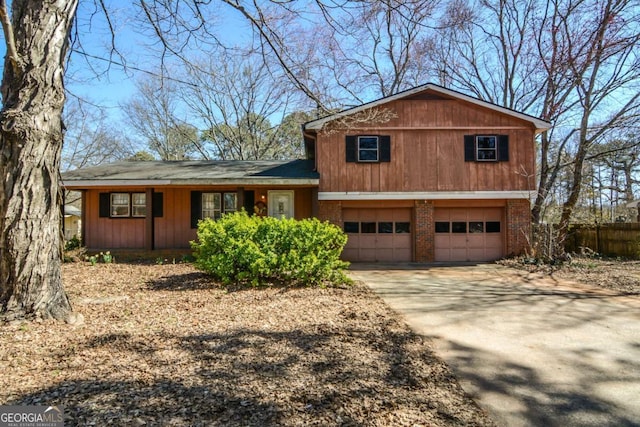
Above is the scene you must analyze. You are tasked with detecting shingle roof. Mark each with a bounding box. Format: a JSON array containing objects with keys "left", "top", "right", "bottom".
[{"left": 62, "top": 159, "right": 319, "bottom": 187}]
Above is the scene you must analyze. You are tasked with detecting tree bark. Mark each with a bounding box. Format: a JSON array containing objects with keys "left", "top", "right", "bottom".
[{"left": 0, "top": 0, "right": 78, "bottom": 321}]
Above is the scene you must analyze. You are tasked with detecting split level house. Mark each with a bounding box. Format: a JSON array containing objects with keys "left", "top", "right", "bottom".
[{"left": 62, "top": 83, "right": 551, "bottom": 262}]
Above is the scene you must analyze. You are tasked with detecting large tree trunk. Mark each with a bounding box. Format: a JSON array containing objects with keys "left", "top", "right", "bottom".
[{"left": 0, "top": 0, "right": 78, "bottom": 321}]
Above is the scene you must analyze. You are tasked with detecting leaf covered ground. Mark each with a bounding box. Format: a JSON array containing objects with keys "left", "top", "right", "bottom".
[
  {"left": 0, "top": 262, "right": 495, "bottom": 426},
  {"left": 499, "top": 256, "right": 640, "bottom": 295}
]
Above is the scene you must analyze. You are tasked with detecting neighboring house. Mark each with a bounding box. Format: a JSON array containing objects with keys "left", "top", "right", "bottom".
[
  {"left": 63, "top": 205, "right": 82, "bottom": 241},
  {"left": 62, "top": 83, "right": 551, "bottom": 262}
]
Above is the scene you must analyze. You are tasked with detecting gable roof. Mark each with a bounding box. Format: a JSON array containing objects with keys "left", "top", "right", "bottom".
[
  {"left": 303, "top": 83, "right": 551, "bottom": 133},
  {"left": 62, "top": 159, "right": 319, "bottom": 188}
]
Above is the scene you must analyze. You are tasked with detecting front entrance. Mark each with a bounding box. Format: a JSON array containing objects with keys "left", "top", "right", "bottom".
[
  {"left": 342, "top": 208, "right": 412, "bottom": 262},
  {"left": 268, "top": 190, "right": 295, "bottom": 219}
]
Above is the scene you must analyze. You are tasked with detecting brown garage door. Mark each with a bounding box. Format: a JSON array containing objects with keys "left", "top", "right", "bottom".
[
  {"left": 342, "top": 208, "right": 412, "bottom": 262},
  {"left": 434, "top": 207, "right": 503, "bottom": 262}
]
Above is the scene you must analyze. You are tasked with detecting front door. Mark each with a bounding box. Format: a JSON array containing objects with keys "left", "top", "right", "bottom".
[{"left": 268, "top": 190, "right": 295, "bottom": 219}]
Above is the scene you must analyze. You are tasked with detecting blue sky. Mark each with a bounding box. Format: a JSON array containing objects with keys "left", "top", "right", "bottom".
[{"left": 1, "top": 1, "right": 253, "bottom": 122}]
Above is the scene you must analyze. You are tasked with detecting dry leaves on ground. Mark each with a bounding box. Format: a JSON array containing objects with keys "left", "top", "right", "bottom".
[
  {"left": 499, "top": 256, "right": 640, "bottom": 295},
  {"left": 0, "top": 262, "right": 495, "bottom": 426}
]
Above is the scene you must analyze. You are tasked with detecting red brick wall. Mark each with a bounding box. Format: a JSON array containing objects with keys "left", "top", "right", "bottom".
[
  {"left": 415, "top": 200, "right": 434, "bottom": 262},
  {"left": 318, "top": 201, "right": 343, "bottom": 228},
  {"left": 506, "top": 199, "right": 531, "bottom": 256}
]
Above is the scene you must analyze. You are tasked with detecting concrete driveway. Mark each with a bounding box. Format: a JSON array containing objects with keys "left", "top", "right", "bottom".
[{"left": 349, "top": 263, "right": 640, "bottom": 427}]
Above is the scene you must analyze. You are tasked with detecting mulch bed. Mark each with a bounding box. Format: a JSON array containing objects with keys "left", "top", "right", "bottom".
[{"left": 0, "top": 262, "right": 495, "bottom": 426}]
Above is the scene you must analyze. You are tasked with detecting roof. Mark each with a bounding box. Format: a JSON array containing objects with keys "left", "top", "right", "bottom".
[
  {"left": 303, "top": 83, "right": 552, "bottom": 133},
  {"left": 62, "top": 159, "right": 319, "bottom": 188},
  {"left": 64, "top": 205, "right": 81, "bottom": 216}
]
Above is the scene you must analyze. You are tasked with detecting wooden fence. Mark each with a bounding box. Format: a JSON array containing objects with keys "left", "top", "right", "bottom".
[{"left": 565, "top": 223, "right": 640, "bottom": 259}]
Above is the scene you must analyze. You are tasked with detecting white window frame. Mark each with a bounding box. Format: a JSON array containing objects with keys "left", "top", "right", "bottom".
[
  {"left": 475, "top": 135, "right": 498, "bottom": 161},
  {"left": 202, "top": 192, "right": 237, "bottom": 220},
  {"left": 357, "top": 136, "right": 379, "bottom": 162},
  {"left": 131, "top": 193, "right": 147, "bottom": 217},
  {"left": 110, "top": 193, "right": 130, "bottom": 217}
]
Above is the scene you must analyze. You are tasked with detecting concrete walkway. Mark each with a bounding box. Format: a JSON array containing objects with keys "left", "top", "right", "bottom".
[{"left": 349, "top": 263, "right": 640, "bottom": 427}]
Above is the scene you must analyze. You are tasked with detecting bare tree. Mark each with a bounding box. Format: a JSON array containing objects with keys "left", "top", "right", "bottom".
[
  {"left": 122, "top": 76, "right": 199, "bottom": 160},
  {"left": 182, "top": 50, "right": 304, "bottom": 160},
  {"left": 62, "top": 97, "right": 136, "bottom": 171},
  {"left": 0, "top": 0, "right": 78, "bottom": 321},
  {"left": 432, "top": 0, "right": 640, "bottom": 256}
]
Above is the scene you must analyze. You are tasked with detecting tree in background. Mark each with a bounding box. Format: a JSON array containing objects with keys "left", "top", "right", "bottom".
[
  {"left": 62, "top": 97, "right": 136, "bottom": 171},
  {"left": 182, "top": 50, "right": 305, "bottom": 160},
  {"left": 122, "top": 76, "right": 199, "bottom": 160}
]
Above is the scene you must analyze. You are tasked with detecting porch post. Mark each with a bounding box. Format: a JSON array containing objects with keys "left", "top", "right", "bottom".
[{"left": 145, "top": 188, "right": 154, "bottom": 250}]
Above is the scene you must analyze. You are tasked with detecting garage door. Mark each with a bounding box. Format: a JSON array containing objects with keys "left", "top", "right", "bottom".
[
  {"left": 434, "top": 207, "right": 503, "bottom": 262},
  {"left": 342, "top": 208, "right": 412, "bottom": 262}
]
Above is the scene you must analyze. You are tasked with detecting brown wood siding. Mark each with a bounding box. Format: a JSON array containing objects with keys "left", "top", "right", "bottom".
[
  {"left": 83, "top": 186, "right": 316, "bottom": 250},
  {"left": 317, "top": 98, "right": 536, "bottom": 193},
  {"left": 84, "top": 189, "right": 147, "bottom": 249}
]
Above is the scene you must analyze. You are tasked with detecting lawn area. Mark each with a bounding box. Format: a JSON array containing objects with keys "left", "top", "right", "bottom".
[{"left": 0, "top": 262, "right": 495, "bottom": 426}]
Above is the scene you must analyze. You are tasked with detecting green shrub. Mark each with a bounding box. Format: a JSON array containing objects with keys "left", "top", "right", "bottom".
[
  {"left": 64, "top": 235, "right": 82, "bottom": 251},
  {"left": 191, "top": 211, "right": 351, "bottom": 287}
]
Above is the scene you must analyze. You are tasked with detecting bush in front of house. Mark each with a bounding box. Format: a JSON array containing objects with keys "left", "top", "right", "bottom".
[{"left": 191, "top": 211, "right": 351, "bottom": 286}]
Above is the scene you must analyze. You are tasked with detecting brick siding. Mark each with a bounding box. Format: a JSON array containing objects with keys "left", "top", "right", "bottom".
[
  {"left": 506, "top": 199, "right": 531, "bottom": 256},
  {"left": 414, "top": 200, "right": 434, "bottom": 262}
]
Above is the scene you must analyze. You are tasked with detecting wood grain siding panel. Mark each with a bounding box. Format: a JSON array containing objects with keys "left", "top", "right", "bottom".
[{"left": 316, "top": 98, "right": 536, "bottom": 193}]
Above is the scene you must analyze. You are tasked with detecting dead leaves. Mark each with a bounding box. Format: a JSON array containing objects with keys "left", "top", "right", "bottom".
[{"left": 0, "top": 262, "right": 495, "bottom": 426}]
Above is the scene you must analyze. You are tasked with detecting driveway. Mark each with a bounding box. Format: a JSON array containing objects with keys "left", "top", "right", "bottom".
[{"left": 349, "top": 263, "right": 640, "bottom": 427}]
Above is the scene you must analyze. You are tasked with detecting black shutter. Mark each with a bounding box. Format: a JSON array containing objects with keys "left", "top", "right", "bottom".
[
  {"left": 346, "top": 136, "right": 357, "bottom": 162},
  {"left": 498, "top": 135, "right": 509, "bottom": 161},
  {"left": 464, "top": 135, "right": 476, "bottom": 162},
  {"left": 153, "top": 192, "right": 164, "bottom": 218},
  {"left": 379, "top": 135, "right": 391, "bottom": 162},
  {"left": 99, "top": 193, "right": 110, "bottom": 218},
  {"left": 191, "top": 191, "right": 202, "bottom": 229},
  {"left": 244, "top": 190, "right": 255, "bottom": 215}
]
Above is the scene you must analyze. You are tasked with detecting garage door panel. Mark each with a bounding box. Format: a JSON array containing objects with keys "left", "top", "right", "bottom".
[
  {"left": 342, "top": 208, "right": 412, "bottom": 262},
  {"left": 434, "top": 207, "right": 504, "bottom": 262}
]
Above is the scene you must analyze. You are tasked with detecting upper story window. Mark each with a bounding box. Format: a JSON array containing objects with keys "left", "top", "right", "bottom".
[
  {"left": 346, "top": 135, "right": 391, "bottom": 163},
  {"left": 464, "top": 134, "right": 509, "bottom": 162},
  {"left": 358, "top": 136, "right": 379, "bottom": 162},
  {"left": 475, "top": 136, "right": 497, "bottom": 161}
]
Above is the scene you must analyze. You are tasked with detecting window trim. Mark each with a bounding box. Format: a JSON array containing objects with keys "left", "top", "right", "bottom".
[
  {"left": 475, "top": 135, "right": 498, "bottom": 162},
  {"left": 201, "top": 192, "right": 237, "bottom": 221},
  {"left": 357, "top": 135, "right": 379, "bottom": 162},
  {"left": 109, "top": 192, "right": 147, "bottom": 218}
]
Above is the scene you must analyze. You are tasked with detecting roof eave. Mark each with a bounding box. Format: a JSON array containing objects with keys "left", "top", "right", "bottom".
[
  {"left": 63, "top": 178, "right": 320, "bottom": 188},
  {"left": 303, "top": 83, "right": 552, "bottom": 133}
]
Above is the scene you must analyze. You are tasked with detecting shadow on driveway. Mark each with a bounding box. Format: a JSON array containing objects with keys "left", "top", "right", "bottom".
[{"left": 350, "top": 263, "right": 640, "bottom": 427}]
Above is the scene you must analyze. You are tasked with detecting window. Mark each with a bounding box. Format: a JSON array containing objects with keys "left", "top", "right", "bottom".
[
  {"left": 378, "top": 222, "right": 393, "bottom": 234},
  {"left": 358, "top": 136, "right": 379, "bottom": 162},
  {"left": 476, "top": 136, "right": 497, "bottom": 161},
  {"left": 346, "top": 135, "right": 391, "bottom": 163},
  {"left": 344, "top": 222, "right": 359, "bottom": 233},
  {"left": 395, "top": 222, "right": 410, "bottom": 233},
  {"left": 110, "top": 192, "right": 146, "bottom": 218},
  {"left": 201, "top": 192, "right": 237, "bottom": 221},
  {"left": 486, "top": 221, "right": 501, "bottom": 233},
  {"left": 435, "top": 222, "right": 450, "bottom": 233},
  {"left": 110, "top": 193, "right": 130, "bottom": 217},
  {"left": 361, "top": 222, "right": 376, "bottom": 233},
  {"left": 452, "top": 222, "right": 467, "bottom": 233},
  {"left": 132, "top": 193, "right": 147, "bottom": 217},
  {"left": 469, "top": 221, "right": 484, "bottom": 233},
  {"left": 464, "top": 135, "right": 509, "bottom": 162}
]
